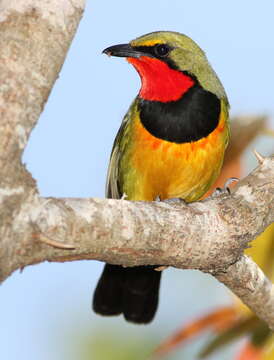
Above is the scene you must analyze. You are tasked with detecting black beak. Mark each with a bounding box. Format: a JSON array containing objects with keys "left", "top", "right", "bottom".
[{"left": 102, "top": 43, "right": 144, "bottom": 58}]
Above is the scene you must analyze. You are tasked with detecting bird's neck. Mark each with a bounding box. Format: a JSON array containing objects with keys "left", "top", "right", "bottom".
[{"left": 127, "top": 56, "right": 194, "bottom": 102}]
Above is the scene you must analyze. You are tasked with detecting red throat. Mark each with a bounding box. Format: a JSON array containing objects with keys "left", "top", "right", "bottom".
[{"left": 127, "top": 56, "right": 194, "bottom": 102}]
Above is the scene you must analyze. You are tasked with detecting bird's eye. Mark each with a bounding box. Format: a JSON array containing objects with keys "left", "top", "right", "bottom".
[{"left": 154, "top": 44, "right": 170, "bottom": 57}]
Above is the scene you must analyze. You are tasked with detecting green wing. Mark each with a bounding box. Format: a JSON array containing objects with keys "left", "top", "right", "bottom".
[{"left": 105, "top": 101, "right": 135, "bottom": 199}]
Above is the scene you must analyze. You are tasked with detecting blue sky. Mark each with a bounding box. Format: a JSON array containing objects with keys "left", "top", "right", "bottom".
[{"left": 1, "top": 1, "right": 273, "bottom": 359}]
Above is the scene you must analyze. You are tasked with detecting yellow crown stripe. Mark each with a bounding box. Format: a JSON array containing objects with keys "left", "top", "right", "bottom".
[{"left": 131, "top": 39, "right": 164, "bottom": 47}]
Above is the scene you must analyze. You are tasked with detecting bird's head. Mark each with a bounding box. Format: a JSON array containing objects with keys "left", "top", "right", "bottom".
[{"left": 103, "top": 31, "right": 227, "bottom": 103}]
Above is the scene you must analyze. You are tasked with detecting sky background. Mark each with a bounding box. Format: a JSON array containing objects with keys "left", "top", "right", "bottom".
[{"left": 1, "top": 1, "right": 274, "bottom": 359}]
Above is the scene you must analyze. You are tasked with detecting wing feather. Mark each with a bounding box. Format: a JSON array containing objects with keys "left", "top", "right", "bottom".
[{"left": 105, "top": 109, "right": 132, "bottom": 199}]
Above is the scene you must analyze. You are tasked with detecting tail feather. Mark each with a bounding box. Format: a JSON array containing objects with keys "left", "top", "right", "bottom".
[
  {"left": 123, "top": 266, "right": 161, "bottom": 323},
  {"left": 93, "top": 264, "right": 161, "bottom": 324},
  {"left": 93, "top": 264, "right": 124, "bottom": 316}
]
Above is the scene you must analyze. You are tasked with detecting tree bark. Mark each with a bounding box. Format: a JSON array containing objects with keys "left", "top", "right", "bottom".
[{"left": 0, "top": 0, "right": 274, "bottom": 330}]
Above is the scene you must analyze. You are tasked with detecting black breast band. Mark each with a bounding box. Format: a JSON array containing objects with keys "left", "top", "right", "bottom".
[{"left": 138, "top": 84, "right": 221, "bottom": 143}]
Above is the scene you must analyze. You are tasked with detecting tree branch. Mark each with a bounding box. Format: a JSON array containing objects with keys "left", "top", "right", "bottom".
[
  {"left": 0, "top": 0, "right": 274, "bottom": 331},
  {"left": 1, "top": 154, "right": 274, "bottom": 327},
  {"left": 216, "top": 255, "right": 274, "bottom": 330}
]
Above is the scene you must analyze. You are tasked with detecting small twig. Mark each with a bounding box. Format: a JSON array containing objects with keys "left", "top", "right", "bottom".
[
  {"left": 33, "top": 232, "right": 75, "bottom": 250},
  {"left": 253, "top": 149, "right": 265, "bottom": 164}
]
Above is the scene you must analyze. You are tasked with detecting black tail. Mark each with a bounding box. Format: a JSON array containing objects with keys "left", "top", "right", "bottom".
[{"left": 93, "top": 264, "right": 161, "bottom": 324}]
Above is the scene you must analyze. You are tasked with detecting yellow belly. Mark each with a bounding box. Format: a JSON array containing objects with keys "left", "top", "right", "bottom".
[{"left": 121, "top": 101, "right": 229, "bottom": 202}]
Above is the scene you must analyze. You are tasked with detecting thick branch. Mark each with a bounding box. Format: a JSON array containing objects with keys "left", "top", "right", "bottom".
[
  {"left": 0, "top": 0, "right": 85, "bottom": 188},
  {"left": 1, "top": 155, "right": 274, "bottom": 327}
]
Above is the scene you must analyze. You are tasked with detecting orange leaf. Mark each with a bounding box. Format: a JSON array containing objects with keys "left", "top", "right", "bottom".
[{"left": 153, "top": 307, "right": 238, "bottom": 358}]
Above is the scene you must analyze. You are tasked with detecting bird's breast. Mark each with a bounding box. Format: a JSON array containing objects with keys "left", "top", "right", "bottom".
[{"left": 121, "top": 98, "right": 229, "bottom": 202}]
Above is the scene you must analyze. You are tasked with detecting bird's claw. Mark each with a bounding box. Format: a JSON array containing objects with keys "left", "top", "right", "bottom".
[
  {"left": 121, "top": 192, "right": 128, "bottom": 200},
  {"left": 212, "top": 177, "right": 239, "bottom": 197}
]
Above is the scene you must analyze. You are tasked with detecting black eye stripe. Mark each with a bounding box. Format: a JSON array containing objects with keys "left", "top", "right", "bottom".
[
  {"left": 133, "top": 44, "right": 172, "bottom": 58},
  {"left": 132, "top": 44, "right": 178, "bottom": 69},
  {"left": 132, "top": 45, "right": 157, "bottom": 57}
]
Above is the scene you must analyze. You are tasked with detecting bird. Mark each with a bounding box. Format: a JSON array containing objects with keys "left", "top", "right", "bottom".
[{"left": 92, "top": 31, "right": 230, "bottom": 324}]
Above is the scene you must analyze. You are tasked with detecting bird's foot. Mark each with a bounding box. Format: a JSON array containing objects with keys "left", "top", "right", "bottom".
[
  {"left": 121, "top": 192, "right": 128, "bottom": 200},
  {"left": 212, "top": 177, "right": 239, "bottom": 197}
]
